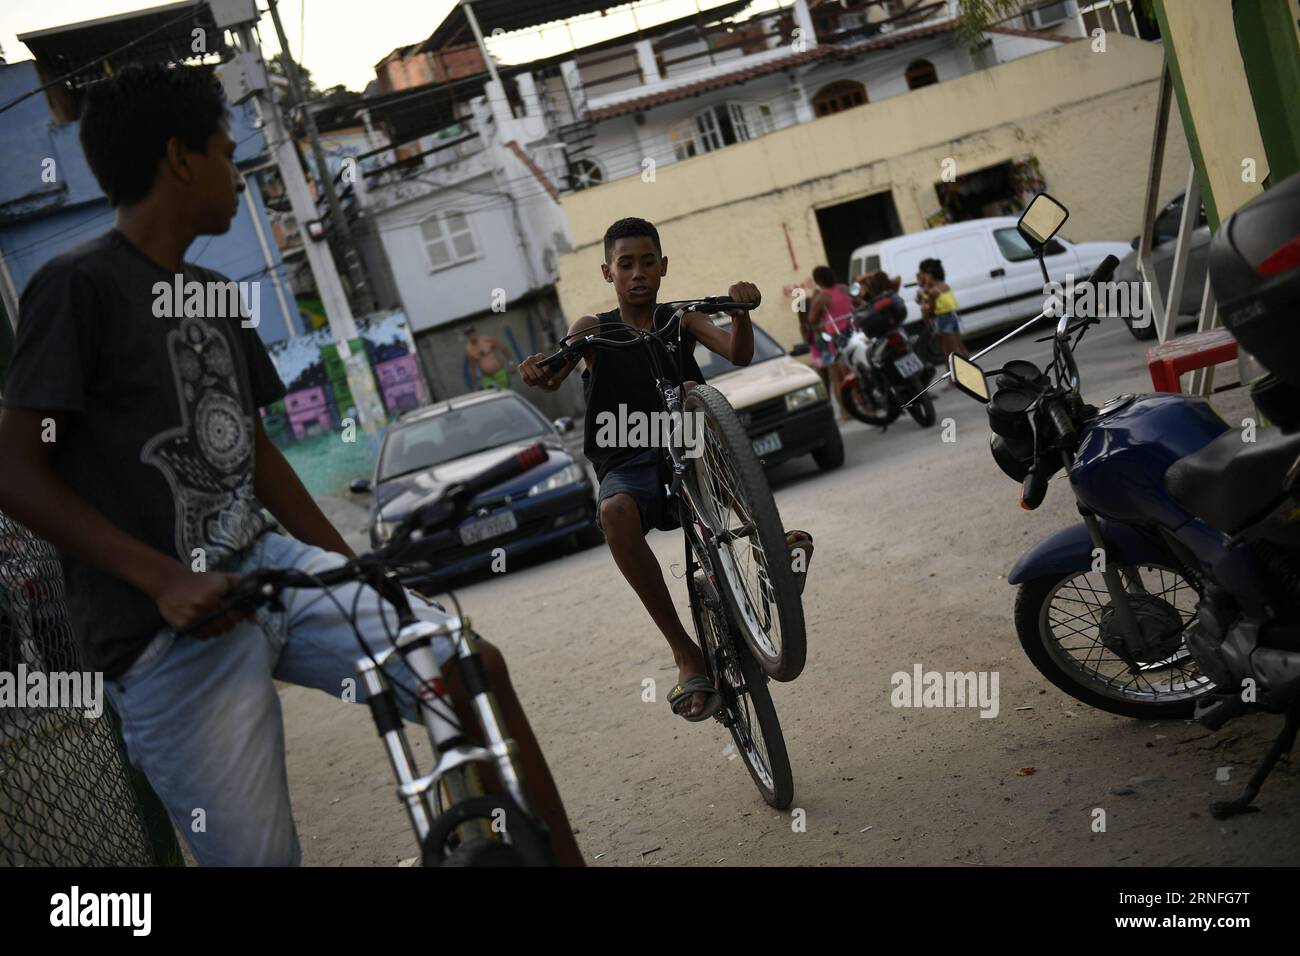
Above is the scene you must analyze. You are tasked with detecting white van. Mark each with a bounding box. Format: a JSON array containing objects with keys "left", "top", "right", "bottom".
[{"left": 847, "top": 217, "right": 1131, "bottom": 336}]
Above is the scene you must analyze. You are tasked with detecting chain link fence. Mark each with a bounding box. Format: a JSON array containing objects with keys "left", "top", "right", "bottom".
[{"left": 1, "top": 510, "right": 182, "bottom": 866}]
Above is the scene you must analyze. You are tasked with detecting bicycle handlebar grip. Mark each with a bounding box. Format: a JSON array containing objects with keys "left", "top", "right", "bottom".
[
  {"left": 536, "top": 349, "right": 572, "bottom": 371},
  {"left": 461, "top": 443, "right": 549, "bottom": 498}
]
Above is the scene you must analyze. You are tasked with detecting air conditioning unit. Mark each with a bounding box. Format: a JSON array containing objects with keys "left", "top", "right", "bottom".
[{"left": 1026, "top": 0, "right": 1073, "bottom": 29}]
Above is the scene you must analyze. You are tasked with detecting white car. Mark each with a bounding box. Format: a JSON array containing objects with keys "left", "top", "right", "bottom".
[
  {"left": 697, "top": 318, "right": 843, "bottom": 473},
  {"left": 848, "top": 217, "right": 1131, "bottom": 337}
]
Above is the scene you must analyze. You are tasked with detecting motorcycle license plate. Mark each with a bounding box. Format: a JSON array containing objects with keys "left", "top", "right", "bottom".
[
  {"left": 752, "top": 432, "right": 783, "bottom": 457},
  {"left": 894, "top": 353, "right": 924, "bottom": 377},
  {"left": 459, "top": 511, "right": 518, "bottom": 546}
]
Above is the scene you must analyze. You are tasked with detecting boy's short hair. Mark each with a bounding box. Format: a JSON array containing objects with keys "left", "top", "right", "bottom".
[
  {"left": 79, "top": 63, "right": 229, "bottom": 207},
  {"left": 603, "top": 217, "right": 662, "bottom": 260},
  {"left": 919, "top": 258, "right": 945, "bottom": 282},
  {"left": 812, "top": 265, "right": 837, "bottom": 288}
]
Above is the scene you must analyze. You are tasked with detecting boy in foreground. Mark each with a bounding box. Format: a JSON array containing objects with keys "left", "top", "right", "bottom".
[
  {"left": 520, "top": 218, "right": 814, "bottom": 720},
  {"left": 0, "top": 65, "right": 580, "bottom": 866}
]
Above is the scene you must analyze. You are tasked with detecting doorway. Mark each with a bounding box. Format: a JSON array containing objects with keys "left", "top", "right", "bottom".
[{"left": 814, "top": 191, "right": 902, "bottom": 284}]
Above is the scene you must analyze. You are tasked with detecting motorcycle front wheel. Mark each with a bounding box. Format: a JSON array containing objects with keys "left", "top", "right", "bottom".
[
  {"left": 1014, "top": 566, "right": 1215, "bottom": 719},
  {"left": 840, "top": 377, "right": 897, "bottom": 427},
  {"left": 904, "top": 381, "right": 936, "bottom": 427}
]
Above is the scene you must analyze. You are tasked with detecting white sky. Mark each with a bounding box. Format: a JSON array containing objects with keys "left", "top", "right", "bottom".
[{"left": 1, "top": 0, "right": 780, "bottom": 94}]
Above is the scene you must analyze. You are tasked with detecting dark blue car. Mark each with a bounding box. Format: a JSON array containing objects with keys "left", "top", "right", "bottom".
[{"left": 350, "top": 390, "right": 601, "bottom": 581}]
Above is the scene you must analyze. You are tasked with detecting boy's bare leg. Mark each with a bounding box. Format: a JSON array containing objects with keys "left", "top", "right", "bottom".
[
  {"left": 600, "top": 494, "right": 711, "bottom": 717},
  {"left": 443, "top": 641, "right": 585, "bottom": 866}
]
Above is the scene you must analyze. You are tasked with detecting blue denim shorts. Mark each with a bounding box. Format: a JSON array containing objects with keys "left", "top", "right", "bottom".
[
  {"left": 934, "top": 310, "right": 962, "bottom": 335},
  {"left": 105, "top": 531, "right": 456, "bottom": 866},
  {"left": 597, "top": 449, "right": 668, "bottom": 535}
]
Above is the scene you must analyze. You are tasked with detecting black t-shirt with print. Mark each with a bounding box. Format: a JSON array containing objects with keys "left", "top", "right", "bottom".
[{"left": 3, "top": 230, "right": 287, "bottom": 677}]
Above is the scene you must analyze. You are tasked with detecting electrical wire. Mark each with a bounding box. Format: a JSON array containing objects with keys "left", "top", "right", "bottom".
[{"left": 0, "top": 6, "right": 203, "bottom": 116}]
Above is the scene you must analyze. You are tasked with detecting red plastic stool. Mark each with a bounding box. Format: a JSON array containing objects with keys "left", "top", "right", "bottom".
[{"left": 1146, "top": 328, "right": 1238, "bottom": 392}]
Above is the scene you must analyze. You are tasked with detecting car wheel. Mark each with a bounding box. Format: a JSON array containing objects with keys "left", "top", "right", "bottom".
[{"left": 812, "top": 422, "right": 845, "bottom": 470}]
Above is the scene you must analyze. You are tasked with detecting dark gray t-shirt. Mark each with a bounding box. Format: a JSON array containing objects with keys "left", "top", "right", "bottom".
[{"left": 4, "top": 230, "right": 287, "bottom": 677}]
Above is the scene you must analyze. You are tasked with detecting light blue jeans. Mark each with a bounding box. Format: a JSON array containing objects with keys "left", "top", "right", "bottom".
[{"left": 105, "top": 531, "right": 456, "bottom": 866}]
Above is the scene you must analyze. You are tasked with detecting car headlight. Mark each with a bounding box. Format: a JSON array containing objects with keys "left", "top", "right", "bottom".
[
  {"left": 373, "top": 517, "right": 396, "bottom": 544},
  {"left": 785, "top": 384, "right": 824, "bottom": 411},
  {"left": 528, "top": 463, "right": 586, "bottom": 496}
]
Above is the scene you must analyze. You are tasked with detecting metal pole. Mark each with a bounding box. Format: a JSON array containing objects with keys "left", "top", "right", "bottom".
[
  {"left": 1137, "top": 61, "right": 1172, "bottom": 342},
  {"left": 241, "top": 182, "right": 296, "bottom": 338},
  {"left": 461, "top": 1, "right": 503, "bottom": 89},
  {"left": 265, "top": 0, "right": 375, "bottom": 315},
  {"left": 1161, "top": 161, "right": 1202, "bottom": 345}
]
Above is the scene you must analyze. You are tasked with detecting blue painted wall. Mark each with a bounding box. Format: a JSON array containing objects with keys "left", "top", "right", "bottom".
[{"left": 0, "top": 60, "right": 300, "bottom": 344}]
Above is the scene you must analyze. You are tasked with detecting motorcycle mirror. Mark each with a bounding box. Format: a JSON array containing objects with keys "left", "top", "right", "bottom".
[
  {"left": 1017, "top": 193, "right": 1070, "bottom": 252},
  {"left": 949, "top": 354, "right": 991, "bottom": 403}
]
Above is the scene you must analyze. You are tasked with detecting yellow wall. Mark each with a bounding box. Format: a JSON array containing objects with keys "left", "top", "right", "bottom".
[
  {"left": 555, "top": 34, "right": 1192, "bottom": 346},
  {"left": 1159, "top": 0, "right": 1268, "bottom": 220}
]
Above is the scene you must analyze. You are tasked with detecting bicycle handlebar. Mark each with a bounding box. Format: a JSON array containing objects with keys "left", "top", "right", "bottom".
[
  {"left": 175, "top": 442, "right": 550, "bottom": 637},
  {"left": 536, "top": 299, "right": 756, "bottom": 371}
]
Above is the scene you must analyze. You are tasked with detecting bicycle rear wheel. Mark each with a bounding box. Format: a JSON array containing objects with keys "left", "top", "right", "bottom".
[
  {"left": 684, "top": 384, "right": 806, "bottom": 681},
  {"left": 690, "top": 571, "right": 794, "bottom": 809}
]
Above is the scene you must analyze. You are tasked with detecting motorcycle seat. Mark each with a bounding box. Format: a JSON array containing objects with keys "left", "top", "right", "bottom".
[{"left": 1165, "top": 425, "right": 1300, "bottom": 533}]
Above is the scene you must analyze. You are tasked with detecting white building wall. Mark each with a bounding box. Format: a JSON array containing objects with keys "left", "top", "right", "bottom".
[{"left": 374, "top": 174, "right": 533, "bottom": 332}]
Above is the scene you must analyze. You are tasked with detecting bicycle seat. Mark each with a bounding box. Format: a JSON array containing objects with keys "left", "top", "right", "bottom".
[{"left": 1165, "top": 426, "right": 1300, "bottom": 533}]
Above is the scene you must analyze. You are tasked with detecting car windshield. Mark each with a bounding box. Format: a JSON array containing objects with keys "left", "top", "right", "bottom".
[
  {"left": 378, "top": 398, "right": 548, "bottom": 481},
  {"left": 692, "top": 319, "right": 785, "bottom": 379}
]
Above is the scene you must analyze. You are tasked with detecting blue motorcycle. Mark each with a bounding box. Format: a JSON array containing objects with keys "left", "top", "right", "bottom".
[{"left": 938, "top": 192, "right": 1300, "bottom": 817}]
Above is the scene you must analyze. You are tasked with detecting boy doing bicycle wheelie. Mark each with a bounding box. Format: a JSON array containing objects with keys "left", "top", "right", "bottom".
[
  {"left": 0, "top": 65, "right": 581, "bottom": 866},
  {"left": 520, "top": 218, "right": 815, "bottom": 722}
]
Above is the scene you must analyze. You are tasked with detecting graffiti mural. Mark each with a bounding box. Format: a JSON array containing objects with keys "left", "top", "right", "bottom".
[{"left": 260, "top": 309, "right": 429, "bottom": 445}]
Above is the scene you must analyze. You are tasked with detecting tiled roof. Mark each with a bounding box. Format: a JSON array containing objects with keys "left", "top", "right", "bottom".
[
  {"left": 586, "top": 20, "right": 1074, "bottom": 122},
  {"left": 987, "top": 25, "right": 1078, "bottom": 43},
  {"left": 587, "top": 19, "right": 960, "bottom": 121}
]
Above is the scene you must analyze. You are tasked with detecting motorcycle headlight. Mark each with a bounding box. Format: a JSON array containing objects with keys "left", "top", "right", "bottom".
[
  {"left": 528, "top": 463, "right": 585, "bottom": 496},
  {"left": 373, "top": 517, "right": 396, "bottom": 544},
  {"left": 785, "top": 384, "right": 824, "bottom": 411}
]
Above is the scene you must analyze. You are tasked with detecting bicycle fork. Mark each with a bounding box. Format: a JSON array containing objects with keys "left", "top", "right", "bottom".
[{"left": 356, "top": 614, "right": 543, "bottom": 861}]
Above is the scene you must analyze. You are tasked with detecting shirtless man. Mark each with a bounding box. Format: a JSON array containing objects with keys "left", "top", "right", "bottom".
[{"left": 464, "top": 325, "right": 515, "bottom": 390}]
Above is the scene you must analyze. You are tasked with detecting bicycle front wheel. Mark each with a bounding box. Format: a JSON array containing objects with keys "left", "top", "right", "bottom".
[{"left": 684, "top": 384, "right": 806, "bottom": 682}]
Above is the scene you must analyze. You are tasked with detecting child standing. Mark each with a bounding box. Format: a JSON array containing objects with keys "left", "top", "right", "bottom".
[{"left": 918, "top": 257, "right": 969, "bottom": 371}]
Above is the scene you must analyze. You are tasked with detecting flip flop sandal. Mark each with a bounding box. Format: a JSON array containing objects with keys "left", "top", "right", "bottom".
[
  {"left": 786, "top": 530, "right": 815, "bottom": 596},
  {"left": 668, "top": 674, "right": 722, "bottom": 722}
]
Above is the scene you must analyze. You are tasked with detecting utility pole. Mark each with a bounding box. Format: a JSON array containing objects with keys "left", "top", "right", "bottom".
[
  {"left": 220, "top": 9, "right": 384, "bottom": 437},
  {"left": 264, "top": 0, "right": 375, "bottom": 316}
]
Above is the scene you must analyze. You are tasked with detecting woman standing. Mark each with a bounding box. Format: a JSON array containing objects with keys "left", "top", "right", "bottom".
[{"left": 804, "top": 266, "right": 857, "bottom": 422}]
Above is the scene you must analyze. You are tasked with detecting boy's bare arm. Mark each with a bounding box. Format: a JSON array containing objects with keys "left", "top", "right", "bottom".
[
  {"left": 685, "top": 281, "right": 760, "bottom": 366},
  {"left": 252, "top": 418, "right": 354, "bottom": 557},
  {"left": 0, "top": 407, "right": 248, "bottom": 637},
  {"left": 519, "top": 313, "right": 601, "bottom": 391}
]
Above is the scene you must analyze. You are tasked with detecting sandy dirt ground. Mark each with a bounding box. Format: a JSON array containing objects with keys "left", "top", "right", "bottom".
[{"left": 279, "top": 323, "right": 1298, "bottom": 866}]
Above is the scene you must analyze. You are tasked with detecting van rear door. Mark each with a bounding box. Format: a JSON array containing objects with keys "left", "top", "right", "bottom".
[{"left": 930, "top": 228, "right": 1011, "bottom": 333}]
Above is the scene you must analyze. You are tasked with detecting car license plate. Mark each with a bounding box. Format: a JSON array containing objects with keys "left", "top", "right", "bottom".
[
  {"left": 894, "top": 353, "right": 924, "bottom": 377},
  {"left": 459, "top": 511, "right": 518, "bottom": 546},
  {"left": 752, "top": 432, "right": 782, "bottom": 456}
]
